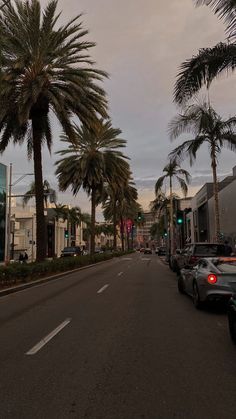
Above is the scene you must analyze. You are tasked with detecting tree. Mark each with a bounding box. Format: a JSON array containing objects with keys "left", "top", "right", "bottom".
[
  {"left": 155, "top": 161, "right": 190, "bottom": 255},
  {"left": 100, "top": 168, "right": 135, "bottom": 250},
  {"left": 169, "top": 102, "right": 236, "bottom": 241},
  {"left": 55, "top": 119, "right": 129, "bottom": 254},
  {"left": 174, "top": 1, "right": 236, "bottom": 104},
  {"left": 103, "top": 182, "right": 139, "bottom": 251},
  {"left": 0, "top": 0, "right": 107, "bottom": 261},
  {"left": 23, "top": 180, "right": 57, "bottom": 207}
]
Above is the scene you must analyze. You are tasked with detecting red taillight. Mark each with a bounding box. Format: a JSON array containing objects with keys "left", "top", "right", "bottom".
[{"left": 207, "top": 274, "right": 217, "bottom": 284}]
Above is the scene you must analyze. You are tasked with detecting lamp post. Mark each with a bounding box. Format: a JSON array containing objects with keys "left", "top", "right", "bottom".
[{"left": 5, "top": 164, "right": 33, "bottom": 263}]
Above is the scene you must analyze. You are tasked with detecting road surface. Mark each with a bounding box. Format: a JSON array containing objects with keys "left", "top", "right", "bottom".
[{"left": 0, "top": 253, "right": 236, "bottom": 418}]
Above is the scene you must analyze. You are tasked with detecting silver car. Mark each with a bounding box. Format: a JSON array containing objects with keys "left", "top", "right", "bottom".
[{"left": 178, "top": 257, "right": 236, "bottom": 309}]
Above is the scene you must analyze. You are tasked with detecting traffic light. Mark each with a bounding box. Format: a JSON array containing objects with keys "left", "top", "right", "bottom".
[
  {"left": 163, "top": 229, "right": 168, "bottom": 237},
  {"left": 64, "top": 229, "right": 69, "bottom": 239},
  {"left": 137, "top": 212, "right": 142, "bottom": 221},
  {"left": 176, "top": 210, "right": 184, "bottom": 225}
]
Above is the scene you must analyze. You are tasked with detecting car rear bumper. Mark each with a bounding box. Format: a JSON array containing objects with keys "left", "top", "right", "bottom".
[{"left": 202, "top": 289, "right": 233, "bottom": 303}]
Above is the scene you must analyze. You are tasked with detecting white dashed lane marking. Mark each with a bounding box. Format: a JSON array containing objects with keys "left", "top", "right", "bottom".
[
  {"left": 97, "top": 284, "right": 110, "bottom": 294},
  {"left": 26, "top": 318, "right": 72, "bottom": 356}
]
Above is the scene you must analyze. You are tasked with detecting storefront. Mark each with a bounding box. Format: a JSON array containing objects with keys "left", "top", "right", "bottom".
[{"left": 0, "top": 163, "right": 7, "bottom": 262}]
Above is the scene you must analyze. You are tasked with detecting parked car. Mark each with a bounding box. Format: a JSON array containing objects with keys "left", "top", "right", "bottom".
[
  {"left": 139, "top": 248, "right": 145, "bottom": 253},
  {"left": 157, "top": 246, "right": 166, "bottom": 256},
  {"left": 228, "top": 295, "right": 236, "bottom": 344},
  {"left": 178, "top": 257, "right": 236, "bottom": 309},
  {"left": 144, "top": 248, "right": 152, "bottom": 254},
  {"left": 60, "top": 246, "right": 82, "bottom": 257},
  {"left": 173, "top": 243, "right": 226, "bottom": 273}
]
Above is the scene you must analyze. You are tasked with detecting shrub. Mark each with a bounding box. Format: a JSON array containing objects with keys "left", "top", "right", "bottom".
[{"left": 0, "top": 250, "right": 134, "bottom": 287}]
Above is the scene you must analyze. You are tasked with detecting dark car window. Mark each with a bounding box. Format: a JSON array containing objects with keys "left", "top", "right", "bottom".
[
  {"left": 63, "top": 247, "right": 79, "bottom": 252},
  {"left": 194, "top": 244, "right": 225, "bottom": 256}
]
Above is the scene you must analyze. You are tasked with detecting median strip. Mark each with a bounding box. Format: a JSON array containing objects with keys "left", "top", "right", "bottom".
[
  {"left": 26, "top": 318, "right": 71, "bottom": 355},
  {"left": 97, "top": 284, "right": 110, "bottom": 294}
]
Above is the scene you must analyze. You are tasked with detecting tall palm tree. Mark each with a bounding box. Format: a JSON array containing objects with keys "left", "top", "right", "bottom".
[
  {"left": 0, "top": 0, "right": 107, "bottom": 261},
  {"left": 101, "top": 169, "right": 134, "bottom": 250},
  {"left": 23, "top": 180, "right": 57, "bottom": 207},
  {"left": 169, "top": 102, "right": 236, "bottom": 241},
  {"left": 55, "top": 119, "right": 129, "bottom": 254},
  {"left": 174, "top": 1, "right": 236, "bottom": 104},
  {"left": 155, "top": 161, "right": 190, "bottom": 255},
  {"left": 102, "top": 181, "right": 138, "bottom": 251}
]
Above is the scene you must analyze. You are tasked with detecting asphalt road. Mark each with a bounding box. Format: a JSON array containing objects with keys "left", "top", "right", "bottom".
[{"left": 0, "top": 252, "right": 236, "bottom": 419}]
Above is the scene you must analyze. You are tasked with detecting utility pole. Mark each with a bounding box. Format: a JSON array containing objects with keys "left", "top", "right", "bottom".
[{"left": 6, "top": 163, "right": 12, "bottom": 263}]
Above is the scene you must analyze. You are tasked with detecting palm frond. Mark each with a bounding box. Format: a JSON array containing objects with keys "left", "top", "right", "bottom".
[
  {"left": 155, "top": 175, "right": 166, "bottom": 195},
  {"left": 195, "top": 0, "right": 236, "bottom": 39},
  {"left": 174, "top": 42, "right": 236, "bottom": 104},
  {"left": 176, "top": 176, "right": 188, "bottom": 197}
]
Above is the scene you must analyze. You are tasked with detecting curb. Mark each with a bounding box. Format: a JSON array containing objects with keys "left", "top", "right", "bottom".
[{"left": 0, "top": 258, "right": 116, "bottom": 298}]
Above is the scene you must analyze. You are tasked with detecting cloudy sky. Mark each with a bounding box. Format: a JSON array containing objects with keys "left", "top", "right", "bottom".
[{"left": 2, "top": 0, "right": 236, "bottom": 217}]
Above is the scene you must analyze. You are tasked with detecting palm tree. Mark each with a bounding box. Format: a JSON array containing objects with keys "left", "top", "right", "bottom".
[
  {"left": 101, "top": 168, "right": 134, "bottom": 250},
  {"left": 0, "top": 0, "right": 107, "bottom": 261},
  {"left": 55, "top": 119, "right": 129, "bottom": 254},
  {"left": 155, "top": 161, "right": 190, "bottom": 255},
  {"left": 174, "top": 1, "right": 236, "bottom": 104},
  {"left": 103, "top": 181, "right": 138, "bottom": 251},
  {"left": 169, "top": 102, "right": 236, "bottom": 241},
  {"left": 23, "top": 180, "right": 57, "bottom": 207}
]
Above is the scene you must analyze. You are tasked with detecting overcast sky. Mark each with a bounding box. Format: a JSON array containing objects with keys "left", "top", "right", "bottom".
[{"left": 2, "top": 0, "right": 236, "bottom": 217}]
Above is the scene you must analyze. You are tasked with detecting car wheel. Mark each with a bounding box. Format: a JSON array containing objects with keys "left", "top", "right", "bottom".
[
  {"left": 177, "top": 276, "right": 185, "bottom": 294},
  {"left": 228, "top": 310, "right": 236, "bottom": 344},
  {"left": 192, "top": 282, "right": 203, "bottom": 309}
]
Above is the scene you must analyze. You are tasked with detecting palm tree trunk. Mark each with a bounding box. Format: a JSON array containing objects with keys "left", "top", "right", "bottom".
[
  {"left": 120, "top": 215, "right": 125, "bottom": 251},
  {"left": 32, "top": 117, "right": 46, "bottom": 262},
  {"left": 211, "top": 151, "right": 220, "bottom": 242},
  {"left": 113, "top": 200, "right": 117, "bottom": 251},
  {"left": 90, "top": 187, "right": 96, "bottom": 255},
  {"left": 170, "top": 176, "right": 175, "bottom": 256}
]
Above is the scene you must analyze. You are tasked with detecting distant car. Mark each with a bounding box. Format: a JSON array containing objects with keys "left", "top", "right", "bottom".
[
  {"left": 144, "top": 248, "right": 152, "bottom": 254},
  {"left": 173, "top": 242, "right": 226, "bottom": 274},
  {"left": 228, "top": 295, "right": 236, "bottom": 344},
  {"left": 61, "top": 246, "right": 82, "bottom": 257},
  {"left": 178, "top": 257, "right": 236, "bottom": 309},
  {"left": 157, "top": 246, "right": 166, "bottom": 256},
  {"left": 139, "top": 248, "right": 145, "bottom": 253}
]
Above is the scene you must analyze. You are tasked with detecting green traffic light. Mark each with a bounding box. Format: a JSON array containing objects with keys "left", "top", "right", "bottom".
[{"left": 177, "top": 218, "right": 183, "bottom": 224}]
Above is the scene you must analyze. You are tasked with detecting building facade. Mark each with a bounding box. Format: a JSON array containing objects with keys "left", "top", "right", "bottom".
[
  {"left": 188, "top": 166, "right": 236, "bottom": 245},
  {"left": 136, "top": 212, "right": 158, "bottom": 248},
  {"left": 0, "top": 163, "right": 7, "bottom": 262}
]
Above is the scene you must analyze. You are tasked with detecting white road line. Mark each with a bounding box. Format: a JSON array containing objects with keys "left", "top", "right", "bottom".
[
  {"left": 118, "top": 272, "right": 123, "bottom": 277},
  {"left": 26, "top": 318, "right": 71, "bottom": 356},
  {"left": 141, "top": 258, "right": 151, "bottom": 261},
  {"left": 97, "top": 284, "right": 110, "bottom": 294}
]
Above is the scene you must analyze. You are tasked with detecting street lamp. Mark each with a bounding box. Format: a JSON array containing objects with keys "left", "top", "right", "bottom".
[{"left": 6, "top": 163, "right": 33, "bottom": 263}]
